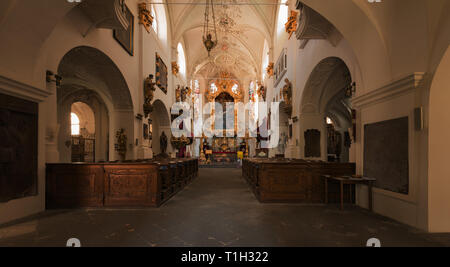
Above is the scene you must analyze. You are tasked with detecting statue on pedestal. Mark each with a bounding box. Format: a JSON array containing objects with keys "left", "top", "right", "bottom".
[
  {"left": 160, "top": 131, "right": 168, "bottom": 155},
  {"left": 143, "top": 74, "right": 156, "bottom": 118}
]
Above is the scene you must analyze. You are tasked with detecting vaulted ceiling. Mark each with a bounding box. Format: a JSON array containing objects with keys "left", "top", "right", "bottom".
[{"left": 166, "top": 0, "right": 279, "bottom": 82}]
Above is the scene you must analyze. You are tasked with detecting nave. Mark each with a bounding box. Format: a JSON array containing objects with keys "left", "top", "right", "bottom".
[{"left": 1, "top": 168, "right": 449, "bottom": 247}]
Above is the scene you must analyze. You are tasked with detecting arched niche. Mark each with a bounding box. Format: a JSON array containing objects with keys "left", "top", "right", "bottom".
[
  {"left": 57, "top": 46, "right": 134, "bottom": 162},
  {"left": 299, "top": 57, "right": 353, "bottom": 162},
  {"left": 150, "top": 99, "right": 171, "bottom": 157},
  {"left": 58, "top": 89, "right": 109, "bottom": 163}
]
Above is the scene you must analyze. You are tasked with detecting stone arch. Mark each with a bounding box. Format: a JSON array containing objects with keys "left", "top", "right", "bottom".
[
  {"left": 299, "top": 0, "right": 391, "bottom": 91},
  {"left": 150, "top": 99, "right": 171, "bottom": 156},
  {"left": 299, "top": 57, "right": 353, "bottom": 162},
  {"left": 58, "top": 88, "right": 109, "bottom": 163},
  {"left": 57, "top": 46, "right": 134, "bottom": 161}
]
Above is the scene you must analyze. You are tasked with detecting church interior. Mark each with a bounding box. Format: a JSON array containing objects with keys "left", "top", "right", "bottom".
[{"left": 0, "top": 0, "right": 450, "bottom": 247}]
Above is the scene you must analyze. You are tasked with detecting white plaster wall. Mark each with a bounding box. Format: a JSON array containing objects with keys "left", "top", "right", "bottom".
[
  {"left": 355, "top": 87, "right": 424, "bottom": 229},
  {"left": 0, "top": 0, "right": 177, "bottom": 224},
  {"left": 428, "top": 47, "right": 450, "bottom": 232}
]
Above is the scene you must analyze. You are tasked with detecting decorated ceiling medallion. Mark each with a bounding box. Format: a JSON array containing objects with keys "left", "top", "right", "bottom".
[
  {"left": 214, "top": 53, "right": 235, "bottom": 67},
  {"left": 216, "top": 3, "right": 244, "bottom": 36},
  {"left": 221, "top": 43, "right": 229, "bottom": 51}
]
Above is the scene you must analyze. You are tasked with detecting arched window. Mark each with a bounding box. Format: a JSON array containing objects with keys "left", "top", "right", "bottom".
[
  {"left": 277, "top": 0, "right": 289, "bottom": 37},
  {"left": 249, "top": 81, "right": 257, "bottom": 102},
  {"left": 210, "top": 83, "right": 218, "bottom": 94},
  {"left": 193, "top": 80, "right": 200, "bottom": 94},
  {"left": 232, "top": 83, "right": 239, "bottom": 94},
  {"left": 151, "top": 5, "right": 158, "bottom": 34},
  {"left": 326, "top": 117, "right": 334, "bottom": 125},
  {"left": 177, "top": 43, "right": 186, "bottom": 78},
  {"left": 262, "top": 40, "right": 269, "bottom": 81},
  {"left": 71, "top": 113, "right": 80, "bottom": 136}
]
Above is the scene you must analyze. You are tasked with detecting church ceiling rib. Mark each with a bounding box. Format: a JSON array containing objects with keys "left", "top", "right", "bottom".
[{"left": 167, "top": 0, "right": 278, "bottom": 81}]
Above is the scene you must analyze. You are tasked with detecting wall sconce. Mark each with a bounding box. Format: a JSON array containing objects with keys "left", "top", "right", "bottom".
[
  {"left": 46, "top": 70, "right": 62, "bottom": 87},
  {"left": 345, "top": 82, "right": 356, "bottom": 98}
]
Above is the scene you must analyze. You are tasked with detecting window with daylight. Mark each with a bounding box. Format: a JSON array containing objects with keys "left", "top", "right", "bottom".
[
  {"left": 262, "top": 40, "right": 269, "bottom": 81},
  {"left": 151, "top": 5, "right": 158, "bottom": 34},
  {"left": 193, "top": 80, "right": 200, "bottom": 94},
  {"left": 210, "top": 83, "right": 218, "bottom": 94},
  {"left": 177, "top": 43, "right": 186, "bottom": 78},
  {"left": 277, "top": 0, "right": 289, "bottom": 37},
  {"left": 232, "top": 83, "right": 239, "bottom": 94},
  {"left": 71, "top": 113, "right": 80, "bottom": 136},
  {"left": 326, "top": 117, "right": 333, "bottom": 125}
]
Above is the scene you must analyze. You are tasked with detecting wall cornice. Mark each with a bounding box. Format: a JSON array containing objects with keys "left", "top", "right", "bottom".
[
  {"left": 352, "top": 72, "right": 425, "bottom": 109},
  {"left": 0, "top": 75, "right": 51, "bottom": 103}
]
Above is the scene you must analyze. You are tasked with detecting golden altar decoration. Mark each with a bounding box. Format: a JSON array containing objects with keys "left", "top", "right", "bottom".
[
  {"left": 206, "top": 72, "right": 244, "bottom": 103},
  {"left": 172, "top": 62, "right": 179, "bottom": 76}
]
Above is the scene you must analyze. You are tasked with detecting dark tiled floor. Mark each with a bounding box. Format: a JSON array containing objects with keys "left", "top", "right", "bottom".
[{"left": 1, "top": 168, "right": 450, "bottom": 247}]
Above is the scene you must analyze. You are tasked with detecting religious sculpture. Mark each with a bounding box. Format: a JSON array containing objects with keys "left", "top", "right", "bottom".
[
  {"left": 282, "top": 78, "right": 293, "bottom": 106},
  {"left": 143, "top": 74, "right": 156, "bottom": 118},
  {"left": 285, "top": 10, "right": 299, "bottom": 39},
  {"left": 257, "top": 85, "right": 267, "bottom": 101},
  {"left": 160, "top": 131, "right": 168, "bottom": 155},
  {"left": 278, "top": 132, "right": 288, "bottom": 155},
  {"left": 138, "top": 3, "right": 153, "bottom": 33},
  {"left": 266, "top": 63, "right": 274, "bottom": 78},
  {"left": 172, "top": 61, "right": 179, "bottom": 76},
  {"left": 115, "top": 128, "right": 127, "bottom": 161},
  {"left": 181, "top": 86, "right": 189, "bottom": 102},
  {"left": 175, "top": 85, "right": 181, "bottom": 102}
]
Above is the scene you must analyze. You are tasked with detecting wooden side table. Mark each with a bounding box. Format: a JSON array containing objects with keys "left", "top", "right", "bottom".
[{"left": 323, "top": 175, "right": 376, "bottom": 211}]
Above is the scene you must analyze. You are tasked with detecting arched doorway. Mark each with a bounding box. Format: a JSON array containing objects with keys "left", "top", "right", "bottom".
[
  {"left": 299, "top": 57, "right": 354, "bottom": 162},
  {"left": 70, "top": 102, "right": 96, "bottom": 162},
  {"left": 428, "top": 46, "right": 450, "bottom": 232},
  {"left": 57, "top": 46, "right": 134, "bottom": 162},
  {"left": 58, "top": 89, "right": 109, "bottom": 163},
  {"left": 150, "top": 99, "right": 171, "bottom": 157}
]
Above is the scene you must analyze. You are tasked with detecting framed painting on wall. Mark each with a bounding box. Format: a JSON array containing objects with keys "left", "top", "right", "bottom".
[
  {"left": 113, "top": 5, "right": 134, "bottom": 56},
  {"left": 156, "top": 53, "right": 168, "bottom": 94}
]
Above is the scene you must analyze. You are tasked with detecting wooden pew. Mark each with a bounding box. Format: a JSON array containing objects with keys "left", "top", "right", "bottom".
[
  {"left": 46, "top": 158, "right": 199, "bottom": 209},
  {"left": 242, "top": 159, "right": 355, "bottom": 204}
]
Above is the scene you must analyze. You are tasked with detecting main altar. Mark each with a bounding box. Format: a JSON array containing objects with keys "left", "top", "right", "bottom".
[{"left": 199, "top": 72, "right": 250, "bottom": 165}]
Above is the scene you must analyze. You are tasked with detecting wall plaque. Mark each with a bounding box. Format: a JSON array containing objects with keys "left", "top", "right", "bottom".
[
  {"left": 364, "top": 117, "right": 409, "bottom": 194},
  {"left": 0, "top": 93, "right": 38, "bottom": 202}
]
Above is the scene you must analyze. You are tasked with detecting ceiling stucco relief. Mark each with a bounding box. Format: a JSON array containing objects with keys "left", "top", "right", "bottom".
[{"left": 167, "top": 0, "right": 278, "bottom": 84}]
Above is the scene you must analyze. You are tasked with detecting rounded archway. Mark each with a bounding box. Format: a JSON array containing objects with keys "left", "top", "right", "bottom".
[
  {"left": 150, "top": 99, "right": 171, "bottom": 157},
  {"left": 428, "top": 46, "right": 450, "bottom": 232},
  {"left": 70, "top": 102, "right": 96, "bottom": 162},
  {"left": 299, "top": 57, "right": 353, "bottom": 162},
  {"left": 57, "top": 46, "right": 134, "bottom": 162}
]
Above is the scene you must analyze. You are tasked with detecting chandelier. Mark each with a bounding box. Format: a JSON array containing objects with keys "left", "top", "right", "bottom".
[{"left": 203, "top": 0, "right": 218, "bottom": 56}]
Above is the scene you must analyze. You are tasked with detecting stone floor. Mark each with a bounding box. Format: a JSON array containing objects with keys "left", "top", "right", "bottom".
[{"left": 1, "top": 168, "right": 450, "bottom": 247}]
